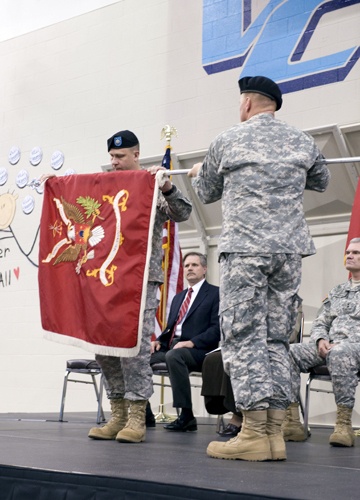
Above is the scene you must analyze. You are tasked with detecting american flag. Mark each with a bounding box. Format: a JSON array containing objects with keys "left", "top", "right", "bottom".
[{"left": 154, "top": 145, "right": 184, "bottom": 336}]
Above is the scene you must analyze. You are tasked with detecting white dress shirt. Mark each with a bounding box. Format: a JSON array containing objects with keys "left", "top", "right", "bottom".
[{"left": 174, "top": 279, "right": 205, "bottom": 337}]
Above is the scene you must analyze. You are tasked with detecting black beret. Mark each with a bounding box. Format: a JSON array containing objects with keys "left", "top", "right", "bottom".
[
  {"left": 107, "top": 130, "right": 139, "bottom": 152},
  {"left": 238, "top": 76, "right": 282, "bottom": 111}
]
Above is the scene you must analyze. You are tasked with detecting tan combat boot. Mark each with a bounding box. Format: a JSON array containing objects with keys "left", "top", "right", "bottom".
[
  {"left": 267, "top": 409, "right": 287, "bottom": 460},
  {"left": 116, "top": 400, "right": 147, "bottom": 443},
  {"left": 282, "top": 403, "right": 306, "bottom": 442},
  {"left": 207, "top": 410, "right": 272, "bottom": 461},
  {"left": 88, "top": 398, "right": 128, "bottom": 440},
  {"left": 329, "top": 405, "right": 355, "bottom": 447}
]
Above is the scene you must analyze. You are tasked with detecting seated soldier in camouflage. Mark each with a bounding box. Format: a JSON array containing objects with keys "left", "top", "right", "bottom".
[{"left": 284, "top": 237, "right": 360, "bottom": 447}]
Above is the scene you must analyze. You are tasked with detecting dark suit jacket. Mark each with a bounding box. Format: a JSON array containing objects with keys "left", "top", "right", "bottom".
[{"left": 157, "top": 280, "right": 220, "bottom": 365}]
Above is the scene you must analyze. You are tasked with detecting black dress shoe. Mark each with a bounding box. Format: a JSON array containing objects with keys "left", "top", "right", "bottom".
[
  {"left": 146, "top": 416, "right": 156, "bottom": 428},
  {"left": 163, "top": 416, "right": 197, "bottom": 432},
  {"left": 218, "top": 423, "right": 241, "bottom": 436},
  {"left": 146, "top": 402, "right": 156, "bottom": 427}
]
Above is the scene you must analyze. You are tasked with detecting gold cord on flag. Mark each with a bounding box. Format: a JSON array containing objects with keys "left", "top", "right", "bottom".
[{"left": 159, "top": 125, "right": 177, "bottom": 328}]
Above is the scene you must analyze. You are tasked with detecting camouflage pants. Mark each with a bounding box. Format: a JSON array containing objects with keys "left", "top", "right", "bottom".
[
  {"left": 219, "top": 253, "right": 302, "bottom": 411},
  {"left": 290, "top": 341, "right": 360, "bottom": 408},
  {"left": 95, "top": 282, "right": 159, "bottom": 401}
]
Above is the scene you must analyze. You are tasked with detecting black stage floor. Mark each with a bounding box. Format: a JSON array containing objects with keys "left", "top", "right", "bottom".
[{"left": 0, "top": 412, "right": 360, "bottom": 500}]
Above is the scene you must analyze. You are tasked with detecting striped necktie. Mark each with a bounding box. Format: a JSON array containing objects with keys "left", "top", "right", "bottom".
[
  {"left": 175, "top": 287, "right": 193, "bottom": 326},
  {"left": 169, "top": 287, "right": 193, "bottom": 346}
]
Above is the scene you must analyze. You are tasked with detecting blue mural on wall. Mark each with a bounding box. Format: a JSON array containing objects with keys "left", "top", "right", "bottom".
[{"left": 202, "top": 0, "right": 360, "bottom": 93}]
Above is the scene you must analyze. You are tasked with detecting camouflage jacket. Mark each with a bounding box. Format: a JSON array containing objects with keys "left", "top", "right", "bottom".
[
  {"left": 192, "top": 113, "right": 330, "bottom": 256},
  {"left": 149, "top": 185, "right": 191, "bottom": 283},
  {"left": 311, "top": 280, "right": 360, "bottom": 345}
]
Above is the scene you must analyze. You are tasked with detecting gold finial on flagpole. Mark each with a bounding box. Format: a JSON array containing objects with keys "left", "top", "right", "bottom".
[
  {"left": 160, "top": 124, "right": 178, "bottom": 146},
  {"left": 155, "top": 123, "right": 178, "bottom": 424}
]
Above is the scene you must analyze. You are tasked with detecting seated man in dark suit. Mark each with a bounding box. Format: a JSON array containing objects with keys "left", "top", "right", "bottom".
[{"left": 150, "top": 251, "right": 220, "bottom": 431}]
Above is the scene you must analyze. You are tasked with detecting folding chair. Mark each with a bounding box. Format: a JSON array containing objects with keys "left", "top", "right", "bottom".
[
  {"left": 151, "top": 362, "right": 202, "bottom": 422},
  {"left": 303, "top": 363, "right": 360, "bottom": 437},
  {"left": 59, "top": 359, "right": 105, "bottom": 423},
  {"left": 152, "top": 362, "right": 174, "bottom": 422}
]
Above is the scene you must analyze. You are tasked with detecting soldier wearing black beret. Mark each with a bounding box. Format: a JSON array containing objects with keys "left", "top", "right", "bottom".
[
  {"left": 107, "top": 130, "right": 140, "bottom": 151},
  {"left": 238, "top": 75, "right": 283, "bottom": 111},
  {"left": 88, "top": 130, "right": 192, "bottom": 444},
  {"left": 189, "top": 76, "right": 330, "bottom": 462}
]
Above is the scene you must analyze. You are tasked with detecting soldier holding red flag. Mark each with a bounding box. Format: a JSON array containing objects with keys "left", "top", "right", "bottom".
[{"left": 88, "top": 130, "right": 191, "bottom": 443}]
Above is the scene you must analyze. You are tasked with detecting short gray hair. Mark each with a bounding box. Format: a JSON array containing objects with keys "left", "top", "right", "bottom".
[{"left": 183, "top": 251, "right": 207, "bottom": 267}]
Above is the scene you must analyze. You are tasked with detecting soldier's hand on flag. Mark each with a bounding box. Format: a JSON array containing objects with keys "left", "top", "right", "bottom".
[
  {"left": 147, "top": 165, "right": 173, "bottom": 192},
  {"left": 39, "top": 173, "right": 56, "bottom": 184},
  {"left": 188, "top": 162, "right": 202, "bottom": 178}
]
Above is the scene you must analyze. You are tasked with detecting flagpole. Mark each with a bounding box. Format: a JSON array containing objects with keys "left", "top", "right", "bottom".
[
  {"left": 161, "top": 157, "right": 360, "bottom": 176},
  {"left": 160, "top": 126, "right": 177, "bottom": 328},
  {"left": 155, "top": 124, "right": 178, "bottom": 424},
  {"left": 316, "top": 157, "right": 360, "bottom": 164},
  {"left": 31, "top": 157, "right": 360, "bottom": 189}
]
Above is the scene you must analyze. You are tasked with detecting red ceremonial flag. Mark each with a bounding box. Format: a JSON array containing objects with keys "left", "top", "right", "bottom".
[
  {"left": 38, "top": 170, "right": 158, "bottom": 357},
  {"left": 346, "top": 178, "right": 360, "bottom": 248}
]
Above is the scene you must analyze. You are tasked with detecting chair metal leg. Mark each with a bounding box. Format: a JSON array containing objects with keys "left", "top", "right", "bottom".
[
  {"left": 155, "top": 375, "right": 173, "bottom": 423},
  {"left": 299, "top": 395, "right": 304, "bottom": 419},
  {"left": 59, "top": 370, "right": 70, "bottom": 421},
  {"left": 303, "top": 375, "right": 312, "bottom": 438},
  {"left": 216, "top": 415, "right": 225, "bottom": 433},
  {"left": 91, "top": 374, "right": 106, "bottom": 424}
]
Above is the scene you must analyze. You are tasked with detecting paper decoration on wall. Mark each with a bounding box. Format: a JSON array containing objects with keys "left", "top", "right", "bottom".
[
  {"left": 51, "top": 150, "right": 64, "bottom": 170},
  {"left": 0, "top": 192, "right": 18, "bottom": 229},
  {"left": 16, "top": 169, "right": 29, "bottom": 189},
  {"left": 22, "top": 195, "right": 35, "bottom": 215},
  {"left": 8, "top": 146, "right": 21, "bottom": 165},
  {"left": 0, "top": 168, "right": 8, "bottom": 186},
  {"left": 30, "top": 146, "right": 43, "bottom": 166}
]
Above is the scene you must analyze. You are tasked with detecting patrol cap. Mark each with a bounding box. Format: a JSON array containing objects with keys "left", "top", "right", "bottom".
[
  {"left": 238, "top": 76, "right": 282, "bottom": 111},
  {"left": 107, "top": 130, "right": 139, "bottom": 152}
]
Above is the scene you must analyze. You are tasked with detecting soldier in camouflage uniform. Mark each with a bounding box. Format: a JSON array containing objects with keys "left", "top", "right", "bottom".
[
  {"left": 188, "top": 76, "right": 330, "bottom": 461},
  {"left": 88, "top": 130, "right": 192, "bottom": 443},
  {"left": 284, "top": 238, "right": 360, "bottom": 448}
]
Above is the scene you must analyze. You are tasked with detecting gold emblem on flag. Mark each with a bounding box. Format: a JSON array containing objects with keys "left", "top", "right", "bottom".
[{"left": 43, "top": 190, "right": 129, "bottom": 286}]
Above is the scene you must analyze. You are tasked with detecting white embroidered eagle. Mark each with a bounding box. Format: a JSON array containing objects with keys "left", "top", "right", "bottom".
[{"left": 43, "top": 196, "right": 105, "bottom": 274}]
